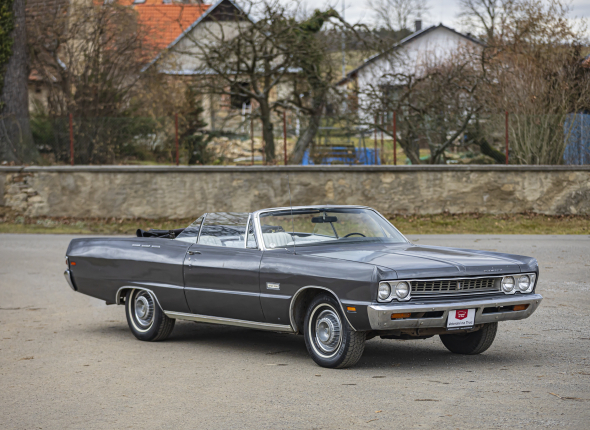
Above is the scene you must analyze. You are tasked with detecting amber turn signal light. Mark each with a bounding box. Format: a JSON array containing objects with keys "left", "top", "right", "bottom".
[
  {"left": 347, "top": 306, "right": 356, "bottom": 312},
  {"left": 391, "top": 313, "right": 411, "bottom": 319},
  {"left": 513, "top": 304, "right": 528, "bottom": 311},
  {"left": 70, "top": 261, "right": 76, "bottom": 266}
]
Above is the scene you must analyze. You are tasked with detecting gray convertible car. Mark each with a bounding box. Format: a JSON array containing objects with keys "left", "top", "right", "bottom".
[{"left": 64, "top": 206, "right": 542, "bottom": 368}]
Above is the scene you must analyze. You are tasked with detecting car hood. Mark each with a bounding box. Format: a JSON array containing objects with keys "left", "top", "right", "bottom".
[{"left": 301, "top": 243, "right": 529, "bottom": 278}]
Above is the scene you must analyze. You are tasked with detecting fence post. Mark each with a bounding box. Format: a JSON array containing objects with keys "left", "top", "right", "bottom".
[
  {"left": 69, "top": 113, "right": 74, "bottom": 166},
  {"left": 175, "top": 113, "right": 179, "bottom": 166},
  {"left": 262, "top": 120, "right": 266, "bottom": 165},
  {"left": 505, "top": 111, "right": 509, "bottom": 165},
  {"left": 380, "top": 113, "right": 384, "bottom": 165},
  {"left": 250, "top": 115, "right": 254, "bottom": 166},
  {"left": 374, "top": 114, "right": 378, "bottom": 165},
  {"left": 283, "top": 110, "right": 287, "bottom": 166},
  {"left": 393, "top": 111, "right": 397, "bottom": 165}
]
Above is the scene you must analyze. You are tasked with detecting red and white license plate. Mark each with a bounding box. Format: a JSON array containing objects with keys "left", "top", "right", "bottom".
[{"left": 447, "top": 309, "right": 476, "bottom": 329}]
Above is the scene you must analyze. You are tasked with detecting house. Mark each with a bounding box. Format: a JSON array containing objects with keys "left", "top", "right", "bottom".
[
  {"left": 338, "top": 23, "right": 483, "bottom": 115},
  {"left": 27, "top": 0, "right": 247, "bottom": 128},
  {"left": 135, "top": 0, "right": 250, "bottom": 129}
]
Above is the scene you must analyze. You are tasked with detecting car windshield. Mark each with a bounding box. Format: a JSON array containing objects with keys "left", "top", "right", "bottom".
[{"left": 258, "top": 208, "right": 407, "bottom": 248}]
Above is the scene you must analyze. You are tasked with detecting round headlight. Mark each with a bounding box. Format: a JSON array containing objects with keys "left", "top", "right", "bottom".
[
  {"left": 395, "top": 282, "right": 410, "bottom": 299},
  {"left": 378, "top": 283, "right": 391, "bottom": 300},
  {"left": 502, "top": 276, "right": 515, "bottom": 293},
  {"left": 518, "top": 275, "right": 530, "bottom": 292}
]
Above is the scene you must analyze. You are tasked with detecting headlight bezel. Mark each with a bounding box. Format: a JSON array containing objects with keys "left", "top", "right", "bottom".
[
  {"left": 377, "top": 282, "right": 391, "bottom": 301},
  {"left": 395, "top": 281, "right": 410, "bottom": 300},
  {"left": 377, "top": 281, "right": 411, "bottom": 302},
  {"left": 501, "top": 276, "right": 515, "bottom": 294},
  {"left": 518, "top": 275, "right": 530, "bottom": 292},
  {"left": 502, "top": 273, "right": 537, "bottom": 295}
]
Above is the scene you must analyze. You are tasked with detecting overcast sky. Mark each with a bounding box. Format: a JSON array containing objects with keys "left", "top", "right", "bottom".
[{"left": 309, "top": 0, "right": 590, "bottom": 33}]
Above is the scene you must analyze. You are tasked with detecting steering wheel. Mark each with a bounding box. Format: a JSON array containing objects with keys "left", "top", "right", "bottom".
[{"left": 343, "top": 232, "right": 366, "bottom": 238}]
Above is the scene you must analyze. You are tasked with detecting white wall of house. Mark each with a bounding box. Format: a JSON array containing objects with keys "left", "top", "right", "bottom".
[
  {"left": 348, "top": 25, "right": 482, "bottom": 119},
  {"left": 156, "top": 20, "right": 242, "bottom": 75}
]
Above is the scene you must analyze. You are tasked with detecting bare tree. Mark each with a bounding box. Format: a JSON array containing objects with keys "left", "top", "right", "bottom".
[
  {"left": 356, "top": 44, "right": 486, "bottom": 164},
  {"left": 480, "top": 0, "right": 590, "bottom": 164},
  {"left": 285, "top": 9, "right": 342, "bottom": 164},
  {"left": 368, "top": 0, "right": 429, "bottom": 32},
  {"left": 0, "top": 0, "right": 37, "bottom": 163},
  {"left": 177, "top": 0, "right": 300, "bottom": 163},
  {"left": 457, "top": 0, "right": 514, "bottom": 42},
  {"left": 28, "top": 0, "right": 154, "bottom": 163}
]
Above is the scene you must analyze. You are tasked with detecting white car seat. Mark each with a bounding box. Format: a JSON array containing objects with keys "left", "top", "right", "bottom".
[
  {"left": 263, "top": 232, "right": 293, "bottom": 248},
  {"left": 199, "top": 235, "right": 223, "bottom": 247}
]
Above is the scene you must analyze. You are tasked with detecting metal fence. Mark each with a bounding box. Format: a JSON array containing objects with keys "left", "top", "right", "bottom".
[
  {"left": 564, "top": 113, "right": 590, "bottom": 165},
  {"left": 2, "top": 112, "right": 589, "bottom": 165}
]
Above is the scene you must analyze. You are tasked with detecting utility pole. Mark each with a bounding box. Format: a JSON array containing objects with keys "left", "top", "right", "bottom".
[{"left": 341, "top": 0, "right": 346, "bottom": 79}]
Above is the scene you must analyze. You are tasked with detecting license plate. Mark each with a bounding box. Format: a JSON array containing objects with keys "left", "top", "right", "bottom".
[{"left": 447, "top": 309, "right": 476, "bottom": 329}]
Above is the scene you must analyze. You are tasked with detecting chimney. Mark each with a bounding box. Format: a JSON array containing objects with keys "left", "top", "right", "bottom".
[{"left": 415, "top": 20, "right": 422, "bottom": 32}]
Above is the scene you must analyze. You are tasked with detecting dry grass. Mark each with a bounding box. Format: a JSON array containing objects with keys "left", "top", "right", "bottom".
[
  {"left": 0, "top": 208, "right": 588, "bottom": 235},
  {"left": 387, "top": 213, "right": 590, "bottom": 235}
]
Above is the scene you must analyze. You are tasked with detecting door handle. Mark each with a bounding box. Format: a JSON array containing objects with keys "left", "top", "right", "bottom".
[{"left": 187, "top": 250, "right": 201, "bottom": 255}]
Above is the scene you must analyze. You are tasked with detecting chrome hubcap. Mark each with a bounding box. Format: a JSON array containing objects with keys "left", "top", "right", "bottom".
[
  {"left": 134, "top": 291, "right": 154, "bottom": 328},
  {"left": 315, "top": 309, "right": 342, "bottom": 354}
]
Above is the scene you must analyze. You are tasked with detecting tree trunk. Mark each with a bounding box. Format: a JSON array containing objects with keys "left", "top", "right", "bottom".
[
  {"left": 399, "top": 140, "right": 421, "bottom": 164},
  {"left": 290, "top": 108, "right": 322, "bottom": 164},
  {"left": 478, "top": 138, "right": 506, "bottom": 164},
  {"left": 0, "top": 0, "right": 36, "bottom": 163},
  {"left": 259, "top": 100, "right": 275, "bottom": 164}
]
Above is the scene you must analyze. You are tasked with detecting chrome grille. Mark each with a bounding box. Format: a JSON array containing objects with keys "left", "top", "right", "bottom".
[{"left": 411, "top": 277, "right": 501, "bottom": 297}]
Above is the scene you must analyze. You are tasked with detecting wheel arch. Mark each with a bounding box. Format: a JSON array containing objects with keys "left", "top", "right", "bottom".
[
  {"left": 289, "top": 286, "right": 356, "bottom": 334},
  {"left": 115, "top": 286, "right": 164, "bottom": 311}
]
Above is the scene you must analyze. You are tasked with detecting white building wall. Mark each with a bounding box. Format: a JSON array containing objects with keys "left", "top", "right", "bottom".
[{"left": 353, "top": 26, "right": 481, "bottom": 120}]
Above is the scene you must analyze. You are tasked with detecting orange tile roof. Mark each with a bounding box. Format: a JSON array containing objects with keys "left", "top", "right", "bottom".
[
  {"left": 134, "top": 2, "right": 210, "bottom": 52},
  {"left": 96, "top": 1, "right": 210, "bottom": 53}
]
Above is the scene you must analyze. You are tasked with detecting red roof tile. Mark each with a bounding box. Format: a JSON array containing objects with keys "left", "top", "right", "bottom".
[
  {"left": 96, "top": 1, "right": 210, "bottom": 52},
  {"left": 135, "top": 3, "right": 210, "bottom": 51}
]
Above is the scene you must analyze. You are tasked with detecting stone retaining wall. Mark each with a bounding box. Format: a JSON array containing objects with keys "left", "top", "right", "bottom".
[{"left": 1, "top": 165, "right": 589, "bottom": 218}]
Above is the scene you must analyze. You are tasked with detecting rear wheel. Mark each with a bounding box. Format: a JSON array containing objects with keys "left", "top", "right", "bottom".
[
  {"left": 125, "top": 289, "right": 175, "bottom": 341},
  {"left": 439, "top": 322, "right": 497, "bottom": 355},
  {"left": 303, "top": 294, "right": 366, "bottom": 369}
]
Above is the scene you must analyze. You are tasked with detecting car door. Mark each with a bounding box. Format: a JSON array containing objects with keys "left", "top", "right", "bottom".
[{"left": 183, "top": 213, "right": 265, "bottom": 322}]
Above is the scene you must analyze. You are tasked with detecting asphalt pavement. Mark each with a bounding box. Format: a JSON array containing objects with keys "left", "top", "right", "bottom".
[{"left": 1, "top": 234, "right": 589, "bottom": 429}]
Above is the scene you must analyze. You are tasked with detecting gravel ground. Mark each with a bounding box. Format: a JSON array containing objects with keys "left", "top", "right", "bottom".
[{"left": 1, "top": 234, "right": 589, "bottom": 429}]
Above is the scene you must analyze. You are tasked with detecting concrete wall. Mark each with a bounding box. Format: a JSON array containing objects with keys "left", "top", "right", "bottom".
[{"left": 1, "top": 165, "right": 589, "bottom": 218}]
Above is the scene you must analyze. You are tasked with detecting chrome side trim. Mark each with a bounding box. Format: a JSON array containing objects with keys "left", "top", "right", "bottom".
[
  {"left": 132, "top": 281, "right": 184, "bottom": 290},
  {"left": 164, "top": 311, "right": 294, "bottom": 332},
  {"left": 64, "top": 270, "right": 76, "bottom": 291},
  {"left": 367, "top": 293, "right": 543, "bottom": 330},
  {"left": 260, "top": 293, "right": 291, "bottom": 300},
  {"left": 288, "top": 286, "right": 357, "bottom": 333},
  {"left": 115, "top": 286, "right": 163, "bottom": 311},
  {"left": 184, "top": 286, "right": 259, "bottom": 297}
]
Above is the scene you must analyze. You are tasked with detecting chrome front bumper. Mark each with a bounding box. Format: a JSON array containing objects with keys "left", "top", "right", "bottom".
[
  {"left": 367, "top": 294, "right": 543, "bottom": 330},
  {"left": 64, "top": 269, "right": 76, "bottom": 291}
]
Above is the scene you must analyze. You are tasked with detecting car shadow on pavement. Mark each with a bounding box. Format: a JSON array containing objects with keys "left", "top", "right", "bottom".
[{"left": 82, "top": 318, "right": 525, "bottom": 371}]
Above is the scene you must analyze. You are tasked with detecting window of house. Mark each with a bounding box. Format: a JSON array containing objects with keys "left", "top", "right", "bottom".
[{"left": 230, "top": 82, "right": 251, "bottom": 110}]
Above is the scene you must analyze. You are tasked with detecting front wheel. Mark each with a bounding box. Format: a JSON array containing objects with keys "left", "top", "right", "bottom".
[
  {"left": 303, "top": 294, "right": 366, "bottom": 368},
  {"left": 439, "top": 322, "right": 498, "bottom": 355},
  {"left": 125, "top": 289, "right": 175, "bottom": 342}
]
